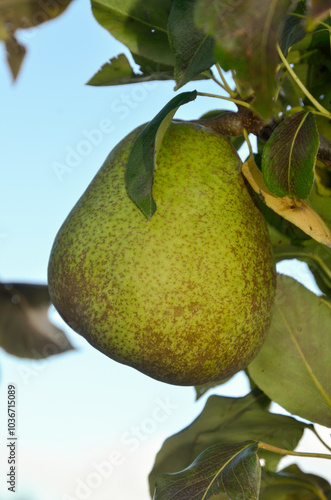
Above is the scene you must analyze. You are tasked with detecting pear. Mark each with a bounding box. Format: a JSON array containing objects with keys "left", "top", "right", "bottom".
[{"left": 48, "top": 122, "right": 276, "bottom": 386}]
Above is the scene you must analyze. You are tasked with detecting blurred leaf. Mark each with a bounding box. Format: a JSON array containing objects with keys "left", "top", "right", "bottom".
[
  {"left": 248, "top": 274, "right": 331, "bottom": 427},
  {"left": 5, "top": 34, "right": 26, "bottom": 81},
  {"left": 307, "top": 0, "right": 331, "bottom": 31},
  {"left": 168, "top": 0, "right": 214, "bottom": 89},
  {"left": 153, "top": 441, "right": 260, "bottom": 500},
  {"left": 194, "top": 0, "right": 291, "bottom": 119},
  {"left": 242, "top": 155, "right": 331, "bottom": 247},
  {"left": 0, "top": 0, "right": 73, "bottom": 80},
  {"left": 0, "top": 282, "right": 74, "bottom": 359},
  {"left": 262, "top": 112, "right": 318, "bottom": 199},
  {"left": 260, "top": 466, "right": 331, "bottom": 499},
  {"left": 148, "top": 389, "right": 308, "bottom": 495},
  {"left": 91, "top": 0, "right": 175, "bottom": 67},
  {"left": 87, "top": 53, "right": 173, "bottom": 86},
  {"left": 125, "top": 90, "right": 197, "bottom": 218}
]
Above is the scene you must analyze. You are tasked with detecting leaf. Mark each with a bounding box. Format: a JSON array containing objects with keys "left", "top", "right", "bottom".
[
  {"left": 273, "top": 240, "right": 331, "bottom": 299},
  {"left": 0, "top": 0, "right": 73, "bottom": 79},
  {"left": 242, "top": 155, "right": 331, "bottom": 247},
  {"left": 195, "top": 376, "right": 233, "bottom": 400},
  {"left": 5, "top": 35, "right": 26, "bottom": 81},
  {"left": 91, "top": 0, "right": 175, "bottom": 67},
  {"left": 153, "top": 441, "right": 261, "bottom": 500},
  {"left": 194, "top": 0, "right": 291, "bottom": 119},
  {"left": 260, "top": 464, "right": 331, "bottom": 500},
  {"left": 0, "top": 282, "right": 74, "bottom": 359},
  {"left": 148, "top": 389, "right": 308, "bottom": 495},
  {"left": 306, "top": 0, "right": 331, "bottom": 31},
  {"left": 87, "top": 53, "right": 172, "bottom": 86},
  {"left": 125, "top": 90, "right": 197, "bottom": 218},
  {"left": 262, "top": 112, "right": 319, "bottom": 199},
  {"left": 168, "top": 0, "right": 214, "bottom": 89},
  {"left": 248, "top": 274, "right": 331, "bottom": 427},
  {"left": 279, "top": 5, "right": 307, "bottom": 55}
]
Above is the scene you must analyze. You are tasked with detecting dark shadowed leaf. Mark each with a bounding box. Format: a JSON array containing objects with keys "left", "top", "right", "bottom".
[
  {"left": 279, "top": 4, "right": 307, "bottom": 55},
  {"left": 260, "top": 464, "right": 331, "bottom": 499},
  {"left": 194, "top": 0, "right": 291, "bottom": 119},
  {"left": 125, "top": 90, "right": 197, "bottom": 218},
  {"left": 91, "top": 0, "right": 175, "bottom": 67},
  {"left": 0, "top": 282, "right": 74, "bottom": 359},
  {"left": 153, "top": 441, "right": 260, "bottom": 500},
  {"left": 168, "top": 0, "right": 214, "bottom": 89},
  {"left": 262, "top": 111, "right": 319, "bottom": 199},
  {"left": 148, "top": 389, "right": 308, "bottom": 495},
  {"left": 248, "top": 274, "right": 331, "bottom": 427},
  {"left": 87, "top": 53, "right": 174, "bottom": 86}
]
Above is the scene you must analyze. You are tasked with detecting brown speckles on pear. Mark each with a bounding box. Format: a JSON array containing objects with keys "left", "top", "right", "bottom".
[{"left": 47, "top": 122, "right": 276, "bottom": 386}]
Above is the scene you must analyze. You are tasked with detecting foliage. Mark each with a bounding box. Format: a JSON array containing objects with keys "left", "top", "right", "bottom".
[{"left": 1, "top": 0, "right": 331, "bottom": 498}]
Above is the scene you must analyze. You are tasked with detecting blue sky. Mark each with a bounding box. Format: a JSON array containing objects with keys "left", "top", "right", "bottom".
[{"left": 0, "top": 1, "right": 329, "bottom": 499}]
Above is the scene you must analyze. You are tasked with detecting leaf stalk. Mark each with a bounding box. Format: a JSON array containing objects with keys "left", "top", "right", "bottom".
[{"left": 258, "top": 442, "right": 331, "bottom": 460}]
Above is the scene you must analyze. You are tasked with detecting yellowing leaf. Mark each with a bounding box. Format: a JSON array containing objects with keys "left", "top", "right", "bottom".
[{"left": 242, "top": 155, "right": 331, "bottom": 247}]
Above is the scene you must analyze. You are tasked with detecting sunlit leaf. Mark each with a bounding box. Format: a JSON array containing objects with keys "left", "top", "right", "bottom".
[
  {"left": 125, "top": 90, "right": 197, "bottom": 218},
  {"left": 168, "top": 0, "right": 214, "bottom": 89},
  {"left": 91, "top": 0, "right": 175, "bottom": 67},
  {"left": 194, "top": 0, "right": 291, "bottom": 119},
  {"left": 248, "top": 274, "right": 331, "bottom": 427},
  {"left": 87, "top": 53, "right": 174, "bottom": 86},
  {"left": 148, "top": 389, "right": 308, "bottom": 495},
  {"left": 262, "top": 112, "right": 319, "bottom": 199},
  {"left": 0, "top": 282, "right": 74, "bottom": 359},
  {"left": 153, "top": 441, "right": 260, "bottom": 500},
  {"left": 242, "top": 155, "right": 331, "bottom": 247}
]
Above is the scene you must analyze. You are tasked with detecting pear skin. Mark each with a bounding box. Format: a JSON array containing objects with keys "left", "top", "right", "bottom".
[{"left": 48, "top": 122, "right": 276, "bottom": 385}]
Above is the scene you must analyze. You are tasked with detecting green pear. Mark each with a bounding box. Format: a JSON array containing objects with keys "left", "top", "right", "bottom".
[{"left": 48, "top": 122, "right": 276, "bottom": 386}]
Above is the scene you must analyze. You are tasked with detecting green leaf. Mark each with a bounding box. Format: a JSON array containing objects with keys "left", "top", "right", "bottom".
[
  {"left": 262, "top": 111, "right": 319, "bottom": 199},
  {"left": 279, "top": 5, "right": 307, "bottom": 55},
  {"left": 195, "top": 376, "right": 233, "bottom": 400},
  {"left": 251, "top": 154, "right": 311, "bottom": 243},
  {"left": 153, "top": 441, "right": 260, "bottom": 500},
  {"left": 148, "top": 389, "right": 308, "bottom": 495},
  {"left": 168, "top": 0, "right": 214, "bottom": 89},
  {"left": 273, "top": 240, "right": 331, "bottom": 299},
  {"left": 87, "top": 54, "right": 174, "bottom": 86},
  {"left": 125, "top": 90, "right": 197, "bottom": 218},
  {"left": 194, "top": 0, "right": 291, "bottom": 119},
  {"left": 248, "top": 274, "right": 331, "bottom": 427},
  {"left": 91, "top": 0, "right": 175, "bottom": 67},
  {"left": 0, "top": 282, "right": 74, "bottom": 359},
  {"left": 260, "top": 464, "right": 331, "bottom": 500}
]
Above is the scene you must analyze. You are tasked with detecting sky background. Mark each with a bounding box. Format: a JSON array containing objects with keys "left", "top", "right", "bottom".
[{"left": 0, "top": 1, "right": 330, "bottom": 499}]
